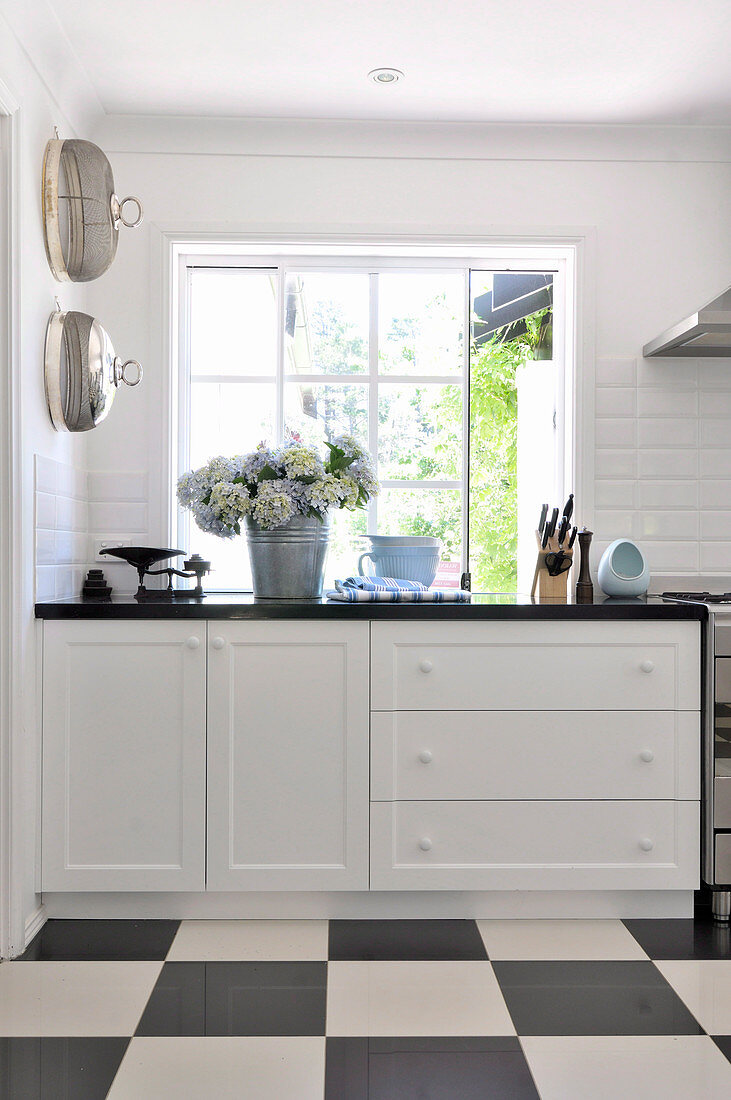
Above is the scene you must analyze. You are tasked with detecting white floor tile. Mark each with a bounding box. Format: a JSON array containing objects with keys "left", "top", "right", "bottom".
[
  {"left": 107, "top": 1036, "right": 325, "bottom": 1100},
  {"left": 522, "top": 1035, "right": 731, "bottom": 1100},
  {"left": 0, "top": 961, "right": 162, "bottom": 1036},
  {"left": 166, "top": 919, "right": 329, "bottom": 961},
  {"left": 326, "top": 960, "right": 515, "bottom": 1037},
  {"left": 477, "top": 919, "right": 648, "bottom": 961},
  {"left": 655, "top": 960, "right": 731, "bottom": 1033}
]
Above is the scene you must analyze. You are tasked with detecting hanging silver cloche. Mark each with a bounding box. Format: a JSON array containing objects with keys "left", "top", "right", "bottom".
[
  {"left": 42, "top": 131, "right": 143, "bottom": 282},
  {"left": 44, "top": 305, "right": 143, "bottom": 432}
]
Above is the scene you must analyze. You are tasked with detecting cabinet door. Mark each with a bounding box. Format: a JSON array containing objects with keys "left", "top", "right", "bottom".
[
  {"left": 42, "top": 621, "right": 206, "bottom": 891},
  {"left": 207, "top": 621, "right": 369, "bottom": 890}
]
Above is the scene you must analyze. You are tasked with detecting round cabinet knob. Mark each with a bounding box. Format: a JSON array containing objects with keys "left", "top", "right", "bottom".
[
  {"left": 639, "top": 749, "right": 655, "bottom": 763},
  {"left": 185, "top": 636, "right": 200, "bottom": 650},
  {"left": 418, "top": 837, "right": 433, "bottom": 851},
  {"left": 640, "top": 660, "right": 655, "bottom": 674},
  {"left": 639, "top": 837, "right": 654, "bottom": 852},
  {"left": 418, "top": 750, "right": 433, "bottom": 765},
  {"left": 419, "top": 660, "right": 433, "bottom": 674},
  {"left": 212, "top": 637, "right": 225, "bottom": 650}
]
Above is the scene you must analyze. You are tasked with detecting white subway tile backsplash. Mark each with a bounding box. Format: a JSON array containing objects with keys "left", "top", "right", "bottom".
[
  {"left": 35, "top": 567, "right": 56, "bottom": 602},
  {"left": 700, "top": 450, "right": 731, "bottom": 478},
  {"left": 637, "top": 389, "right": 698, "bottom": 417},
  {"left": 594, "top": 480, "right": 636, "bottom": 508},
  {"left": 700, "top": 391, "right": 731, "bottom": 417},
  {"left": 35, "top": 491, "right": 55, "bottom": 530},
  {"left": 700, "top": 512, "right": 731, "bottom": 540},
  {"left": 595, "top": 358, "right": 636, "bottom": 386},
  {"left": 700, "top": 542, "right": 731, "bottom": 571},
  {"left": 595, "top": 387, "right": 636, "bottom": 418},
  {"left": 701, "top": 419, "right": 731, "bottom": 447},
  {"left": 638, "top": 418, "right": 698, "bottom": 448},
  {"left": 35, "top": 530, "right": 55, "bottom": 566},
  {"left": 700, "top": 481, "right": 731, "bottom": 509},
  {"left": 54, "top": 566, "right": 74, "bottom": 601},
  {"left": 593, "top": 509, "right": 636, "bottom": 541},
  {"left": 637, "top": 358, "right": 698, "bottom": 389},
  {"left": 638, "top": 450, "right": 697, "bottom": 479},
  {"left": 641, "top": 541, "right": 700, "bottom": 572},
  {"left": 638, "top": 510, "right": 698, "bottom": 540},
  {"left": 54, "top": 495, "right": 75, "bottom": 532},
  {"left": 595, "top": 450, "right": 637, "bottom": 479},
  {"left": 639, "top": 480, "right": 698, "bottom": 509},
  {"left": 595, "top": 418, "right": 636, "bottom": 448},
  {"left": 697, "top": 363, "right": 731, "bottom": 390}
]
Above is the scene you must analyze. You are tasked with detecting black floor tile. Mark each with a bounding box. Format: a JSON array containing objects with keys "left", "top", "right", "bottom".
[
  {"left": 492, "top": 960, "right": 705, "bottom": 1036},
  {"left": 623, "top": 917, "right": 731, "bottom": 960},
  {"left": 328, "top": 919, "right": 488, "bottom": 961},
  {"left": 712, "top": 1035, "right": 731, "bottom": 1063},
  {"left": 0, "top": 1037, "right": 128, "bottom": 1100},
  {"left": 325, "top": 1037, "right": 539, "bottom": 1099},
  {"left": 136, "top": 961, "right": 327, "bottom": 1036},
  {"left": 18, "top": 919, "right": 180, "bottom": 961}
]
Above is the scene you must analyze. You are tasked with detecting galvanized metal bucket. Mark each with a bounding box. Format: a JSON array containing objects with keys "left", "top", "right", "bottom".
[{"left": 245, "top": 514, "right": 330, "bottom": 599}]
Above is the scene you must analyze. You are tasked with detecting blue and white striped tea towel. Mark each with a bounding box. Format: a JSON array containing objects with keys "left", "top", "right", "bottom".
[{"left": 326, "top": 576, "right": 471, "bottom": 602}]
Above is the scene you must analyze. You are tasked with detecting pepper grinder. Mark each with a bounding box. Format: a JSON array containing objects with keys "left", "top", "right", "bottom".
[{"left": 575, "top": 527, "right": 594, "bottom": 604}]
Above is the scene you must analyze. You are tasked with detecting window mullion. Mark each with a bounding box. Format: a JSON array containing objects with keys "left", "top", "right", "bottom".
[
  {"left": 462, "top": 268, "right": 472, "bottom": 580},
  {"left": 275, "top": 265, "right": 286, "bottom": 442},
  {"left": 368, "top": 271, "right": 379, "bottom": 535}
]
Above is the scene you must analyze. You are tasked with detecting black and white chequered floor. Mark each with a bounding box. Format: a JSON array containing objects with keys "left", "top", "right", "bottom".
[{"left": 2, "top": 916, "right": 731, "bottom": 1097}]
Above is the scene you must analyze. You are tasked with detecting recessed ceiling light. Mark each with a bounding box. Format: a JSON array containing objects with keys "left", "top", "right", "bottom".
[{"left": 368, "top": 68, "right": 404, "bottom": 85}]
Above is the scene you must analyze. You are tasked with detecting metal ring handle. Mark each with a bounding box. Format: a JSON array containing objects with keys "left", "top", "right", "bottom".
[
  {"left": 115, "top": 359, "right": 143, "bottom": 387},
  {"left": 112, "top": 194, "right": 144, "bottom": 229}
]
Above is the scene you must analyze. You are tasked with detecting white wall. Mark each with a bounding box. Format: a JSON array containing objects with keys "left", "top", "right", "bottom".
[
  {"left": 0, "top": 5, "right": 100, "bottom": 951},
  {"left": 86, "top": 119, "right": 731, "bottom": 585}
]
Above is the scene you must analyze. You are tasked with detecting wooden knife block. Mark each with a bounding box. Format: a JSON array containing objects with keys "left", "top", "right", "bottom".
[{"left": 531, "top": 530, "right": 574, "bottom": 602}]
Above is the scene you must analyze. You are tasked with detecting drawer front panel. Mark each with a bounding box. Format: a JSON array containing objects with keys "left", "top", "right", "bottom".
[
  {"left": 370, "top": 799, "right": 699, "bottom": 891},
  {"left": 371, "top": 622, "right": 700, "bottom": 712},
  {"left": 371, "top": 711, "right": 700, "bottom": 802}
]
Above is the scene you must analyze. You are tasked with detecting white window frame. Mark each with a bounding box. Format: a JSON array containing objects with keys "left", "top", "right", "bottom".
[{"left": 168, "top": 239, "right": 580, "bottom": 580}]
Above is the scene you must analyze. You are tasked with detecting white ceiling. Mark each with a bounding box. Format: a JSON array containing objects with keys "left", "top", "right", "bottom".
[{"left": 47, "top": 0, "right": 731, "bottom": 124}]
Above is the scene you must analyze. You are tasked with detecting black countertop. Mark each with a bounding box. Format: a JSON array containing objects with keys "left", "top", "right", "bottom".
[{"left": 34, "top": 592, "right": 707, "bottom": 621}]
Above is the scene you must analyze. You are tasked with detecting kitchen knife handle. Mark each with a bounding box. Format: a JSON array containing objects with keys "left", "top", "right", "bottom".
[
  {"left": 546, "top": 507, "right": 559, "bottom": 538},
  {"left": 557, "top": 517, "right": 569, "bottom": 546},
  {"left": 538, "top": 503, "right": 548, "bottom": 535},
  {"left": 562, "top": 493, "right": 574, "bottom": 522},
  {"left": 568, "top": 526, "right": 577, "bottom": 548}
]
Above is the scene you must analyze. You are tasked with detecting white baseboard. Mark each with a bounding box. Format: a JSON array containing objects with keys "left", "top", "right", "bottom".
[
  {"left": 23, "top": 903, "right": 47, "bottom": 949},
  {"left": 42, "top": 890, "right": 694, "bottom": 920}
]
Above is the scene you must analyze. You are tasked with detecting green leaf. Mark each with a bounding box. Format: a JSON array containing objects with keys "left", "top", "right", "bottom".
[{"left": 257, "top": 464, "right": 280, "bottom": 481}]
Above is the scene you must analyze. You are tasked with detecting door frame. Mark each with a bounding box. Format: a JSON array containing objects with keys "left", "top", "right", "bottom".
[{"left": 0, "top": 76, "right": 23, "bottom": 959}]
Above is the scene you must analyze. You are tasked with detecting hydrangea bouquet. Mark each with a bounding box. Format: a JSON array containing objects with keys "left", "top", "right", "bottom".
[{"left": 177, "top": 436, "right": 378, "bottom": 536}]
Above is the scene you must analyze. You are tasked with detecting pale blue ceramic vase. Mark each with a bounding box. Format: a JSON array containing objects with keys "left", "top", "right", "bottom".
[{"left": 597, "top": 538, "right": 650, "bottom": 598}]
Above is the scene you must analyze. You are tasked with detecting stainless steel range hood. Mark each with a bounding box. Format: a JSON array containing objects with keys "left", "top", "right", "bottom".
[{"left": 643, "top": 287, "right": 731, "bottom": 357}]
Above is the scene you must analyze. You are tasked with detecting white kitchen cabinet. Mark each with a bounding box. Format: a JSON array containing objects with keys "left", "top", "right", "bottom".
[
  {"left": 370, "top": 710, "right": 700, "bottom": 802},
  {"left": 370, "top": 621, "right": 701, "bottom": 712},
  {"left": 42, "top": 621, "right": 206, "bottom": 891},
  {"left": 206, "top": 621, "right": 369, "bottom": 890},
  {"left": 370, "top": 799, "right": 700, "bottom": 891}
]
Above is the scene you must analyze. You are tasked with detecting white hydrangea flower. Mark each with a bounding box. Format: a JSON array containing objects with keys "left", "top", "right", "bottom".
[
  {"left": 209, "top": 480, "right": 251, "bottom": 530},
  {"left": 276, "top": 442, "right": 325, "bottom": 480},
  {"left": 251, "top": 479, "right": 295, "bottom": 530}
]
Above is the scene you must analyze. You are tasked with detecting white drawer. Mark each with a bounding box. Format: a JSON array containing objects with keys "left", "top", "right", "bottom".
[
  {"left": 371, "top": 711, "right": 700, "bottom": 802},
  {"left": 370, "top": 799, "right": 699, "bottom": 891},
  {"left": 370, "top": 621, "right": 700, "bottom": 712}
]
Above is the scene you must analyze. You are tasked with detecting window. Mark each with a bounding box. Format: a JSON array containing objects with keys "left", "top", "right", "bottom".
[{"left": 176, "top": 247, "right": 571, "bottom": 592}]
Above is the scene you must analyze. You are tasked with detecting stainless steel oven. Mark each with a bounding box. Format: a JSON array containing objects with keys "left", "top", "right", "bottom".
[{"left": 709, "top": 621, "right": 731, "bottom": 912}]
